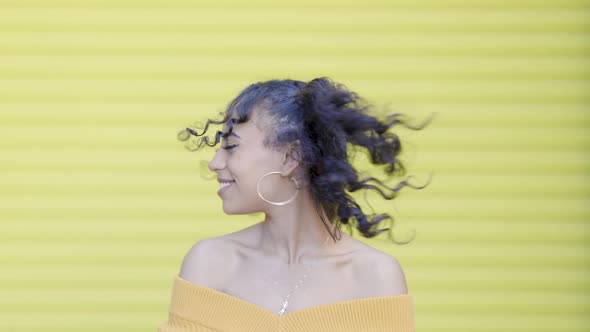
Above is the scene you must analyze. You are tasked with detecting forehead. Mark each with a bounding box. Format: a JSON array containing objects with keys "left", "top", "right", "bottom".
[
  {"left": 223, "top": 107, "right": 268, "bottom": 134},
  {"left": 220, "top": 118, "right": 257, "bottom": 143}
]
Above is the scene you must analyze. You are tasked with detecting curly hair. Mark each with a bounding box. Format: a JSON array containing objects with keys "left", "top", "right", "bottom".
[{"left": 177, "top": 77, "right": 433, "bottom": 245}]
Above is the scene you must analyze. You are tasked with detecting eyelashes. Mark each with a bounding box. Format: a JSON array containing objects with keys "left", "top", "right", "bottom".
[{"left": 218, "top": 129, "right": 239, "bottom": 151}]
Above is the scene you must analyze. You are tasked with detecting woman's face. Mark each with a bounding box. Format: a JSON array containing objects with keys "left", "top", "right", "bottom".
[{"left": 208, "top": 109, "right": 298, "bottom": 214}]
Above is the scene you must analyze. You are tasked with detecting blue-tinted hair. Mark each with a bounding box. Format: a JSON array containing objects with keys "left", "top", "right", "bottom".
[{"left": 178, "top": 77, "right": 433, "bottom": 244}]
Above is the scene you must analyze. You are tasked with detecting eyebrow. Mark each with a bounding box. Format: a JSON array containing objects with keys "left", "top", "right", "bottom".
[
  {"left": 219, "top": 130, "right": 240, "bottom": 139},
  {"left": 220, "top": 118, "right": 241, "bottom": 139}
]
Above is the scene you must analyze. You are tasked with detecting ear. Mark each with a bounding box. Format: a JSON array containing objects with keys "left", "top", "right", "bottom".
[{"left": 280, "top": 141, "right": 301, "bottom": 177}]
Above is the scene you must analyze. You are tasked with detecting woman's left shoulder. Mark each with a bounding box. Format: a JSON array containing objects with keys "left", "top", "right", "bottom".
[{"left": 350, "top": 241, "right": 409, "bottom": 296}]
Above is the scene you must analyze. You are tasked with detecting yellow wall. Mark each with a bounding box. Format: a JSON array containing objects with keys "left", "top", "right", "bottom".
[{"left": 0, "top": 0, "right": 588, "bottom": 331}]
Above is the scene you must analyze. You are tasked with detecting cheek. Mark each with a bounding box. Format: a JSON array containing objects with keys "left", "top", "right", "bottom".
[
  {"left": 220, "top": 146, "right": 287, "bottom": 211},
  {"left": 224, "top": 158, "right": 264, "bottom": 205}
]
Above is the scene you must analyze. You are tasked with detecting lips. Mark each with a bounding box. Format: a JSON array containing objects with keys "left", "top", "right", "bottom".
[
  {"left": 220, "top": 182, "right": 233, "bottom": 189},
  {"left": 217, "top": 180, "right": 235, "bottom": 196}
]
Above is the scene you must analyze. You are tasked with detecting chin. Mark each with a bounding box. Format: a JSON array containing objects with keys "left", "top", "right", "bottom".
[{"left": 221, "top": 202, "right": 260, "bottom": 215}]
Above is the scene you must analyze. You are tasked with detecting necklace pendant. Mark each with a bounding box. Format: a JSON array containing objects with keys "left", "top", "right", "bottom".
[{"left": 277, "top": 300, "right": 288, "bottom": 316}]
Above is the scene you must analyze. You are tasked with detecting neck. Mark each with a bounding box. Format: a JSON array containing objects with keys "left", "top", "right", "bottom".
[{"left": 259, "top": 190, "right": 336, "bottom": 266}]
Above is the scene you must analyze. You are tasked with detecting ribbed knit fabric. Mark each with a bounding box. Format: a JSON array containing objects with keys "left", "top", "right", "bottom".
[{"left": 159, "top": 275, "right": 415, "bottom": 332}]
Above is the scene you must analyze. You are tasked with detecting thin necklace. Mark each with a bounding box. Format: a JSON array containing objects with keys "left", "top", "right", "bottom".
[{"left": 277, "top": 234, "right": 331, "bottom": 316}]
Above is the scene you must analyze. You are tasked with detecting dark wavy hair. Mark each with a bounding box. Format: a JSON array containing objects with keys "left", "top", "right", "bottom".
[{"left": 177, "top": 77, "right": 433, "bottom": 245}]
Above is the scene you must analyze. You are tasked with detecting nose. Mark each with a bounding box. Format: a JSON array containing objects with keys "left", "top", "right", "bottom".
[{"left": 208, "top": 148, "right": 227, "bottom": 173}]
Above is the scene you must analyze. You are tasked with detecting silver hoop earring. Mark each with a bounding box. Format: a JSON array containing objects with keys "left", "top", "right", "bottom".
[{"left": 257, "top": 171, "right": 299, "bottom": 206}]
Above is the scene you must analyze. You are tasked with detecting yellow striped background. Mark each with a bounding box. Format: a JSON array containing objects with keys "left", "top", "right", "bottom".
[{"left": 0, "top": 0, "right": 588, "bottom": 331}]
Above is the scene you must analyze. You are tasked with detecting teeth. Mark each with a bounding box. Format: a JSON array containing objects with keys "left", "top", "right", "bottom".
[{"left": 220, "top": 182, "right": 233, "bottom": 189}]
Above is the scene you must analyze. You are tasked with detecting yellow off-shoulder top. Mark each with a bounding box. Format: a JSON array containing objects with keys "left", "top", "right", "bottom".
[{"left": 159, "top": 275, "right": 415, "bottom": 332}]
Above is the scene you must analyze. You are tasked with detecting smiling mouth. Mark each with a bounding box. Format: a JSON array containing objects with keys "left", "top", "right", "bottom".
[{"left": 220, "top": 182, "right": 234, "bottom": 189}]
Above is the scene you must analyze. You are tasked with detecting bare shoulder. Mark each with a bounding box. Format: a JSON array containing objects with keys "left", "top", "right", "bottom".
[
  {"left": 351, "top": 241, "right": 409, "bottom": 296},
  {"left": 178, "top": 223, "right": 261, "bottom": 288},
  {"left": 178, "top": 235, "right": 236, "bottom": 290}
]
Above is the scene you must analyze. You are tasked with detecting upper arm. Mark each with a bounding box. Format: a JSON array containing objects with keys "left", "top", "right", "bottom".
[
  {"left": 377, "top": 255, "right": 409, "bottom": 296},
  {"left": 355, "top": 249, "right": 409, "bottom": 297},
  {"left": 360, "top": 253, "right": 408, "bottom": 296},
  {"left": 178, "top": 238, "right": 232, "bottom": 289},
  {"left": 178, "top": 240, "right": 207, "bottom": 283}
]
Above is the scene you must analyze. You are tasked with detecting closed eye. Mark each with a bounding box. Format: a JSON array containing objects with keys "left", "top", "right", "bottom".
[{"left": 222, "top": 144, "right": 238, "bottom": 150}]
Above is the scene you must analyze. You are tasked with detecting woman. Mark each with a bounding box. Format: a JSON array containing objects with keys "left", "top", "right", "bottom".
[{"left": 159, "top": 77, "right": 430, "bottom": 331}]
